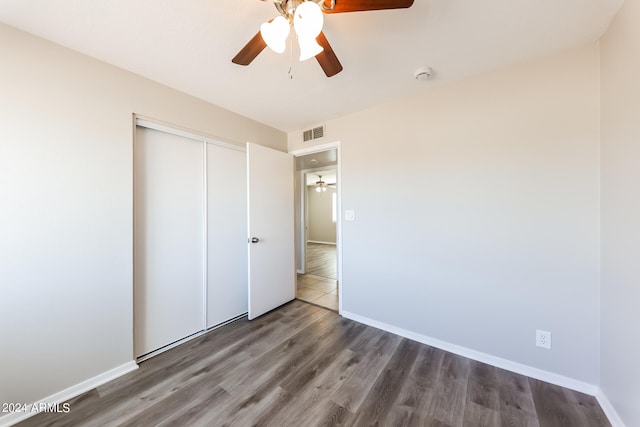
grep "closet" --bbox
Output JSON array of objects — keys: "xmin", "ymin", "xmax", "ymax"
[{"xmin": 133, "ymin": 121, "xmax": 247, "ymax": 359}]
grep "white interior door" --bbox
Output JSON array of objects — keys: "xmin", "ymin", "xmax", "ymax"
[
  {"xmin": 247, "ymin": 143, "xmax": 295, "ymax": 320},
  {"xmin": 207, "ymin": 143, "xmax": 248, "ymax": 327},
  {"xmin": 134, "ymin": 127, "xmax": 205, "ymax": 358}
]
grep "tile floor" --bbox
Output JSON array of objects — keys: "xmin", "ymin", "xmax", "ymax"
[{"xmin": 296, "ymin": 274, "xmax": 338, "ymax": 311}]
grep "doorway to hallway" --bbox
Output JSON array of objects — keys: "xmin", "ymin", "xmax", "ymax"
[
  {"xmin": 292, "ymin": 145, "xmax": 341, "ymax": 312},
  {"xmin": 297, "ymin": 242, "xmax": 338, "ymax": 310}
]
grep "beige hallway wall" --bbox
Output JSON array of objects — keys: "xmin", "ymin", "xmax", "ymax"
[{"xmin": 307, "ymin": 185, "xmax": 337, "ymax": 244}]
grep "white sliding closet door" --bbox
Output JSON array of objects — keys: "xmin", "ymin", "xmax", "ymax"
[
  {"xmin": 206, "ymin": 144, "xmax": 248, "ymax": 327},
  {"xmin": 134, "ymin": 127, "xmax": 205, "ymax": 358}
]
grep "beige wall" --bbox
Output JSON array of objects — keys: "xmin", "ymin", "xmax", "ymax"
[
  {"xmin": 306, "ymin": 185, "xmax": 337, "ymax": 244},
  {"xmin": 290, "ymin": 44, "xmax": 601, "ymax": 385},
  {"xmin": 0, "ymin": 22, "xmax": 285, "ymax": 415},
  {"xmin": 600, "ymin": 0, "xmax": 640, "ymax": 425}
]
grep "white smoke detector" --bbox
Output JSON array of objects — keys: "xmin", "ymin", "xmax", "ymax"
[{"xmin": 414, "ymin": 67, "xmax": 433, "ymax": 81}]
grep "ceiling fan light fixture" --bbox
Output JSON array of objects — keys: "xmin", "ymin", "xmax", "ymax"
[
  {"xmin": 293, "ymin": 1, "xmax": 324, "ymax": 39},
  {"xmin": 233, "ymin": 0, "xmax": 415, "ymax": 77},
  {"xmin": 260, "ymin": 16, "xmax": 291, "ymax": 54},
  {"xmin": 314, "ymin": 175, "xmax": 329, "ymax": 192},
  {"xmin": 293, "ymin": 1, "xmax": 324, "ymax": 61},
  {"xmin": 298, "ymin": 36, "xmax": 324, "ymax": 61}
]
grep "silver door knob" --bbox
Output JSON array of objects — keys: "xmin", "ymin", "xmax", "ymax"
[{"xmin": 250, "ymin": 237, "xmax": 260, "ymax": 243}]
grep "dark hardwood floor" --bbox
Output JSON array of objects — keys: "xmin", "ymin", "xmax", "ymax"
[
  {"xmin": 17, "ymin": 301, "xmax": 610, "ymax": 427},
  {"xmin": 305, "ymin": 242, "xmax": 336, "ymax": 279}
]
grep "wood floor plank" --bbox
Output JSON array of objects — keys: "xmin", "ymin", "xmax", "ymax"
[
  {"xmin": 155, "ymin": 386, "xmax": 231, "ymax": 426},
  {"xmin": 221, "ymin": 386, "xmax": 292, "ymax": 427},
  {"xmin": 529, "ymin": 378, "xmax": 584, "ymax": 427},
  {"xmin": 495, "ymin": 368, "xmax": 539, "ymax": 427},
  {"xmin": 466, "ymin": 361, "xmax": 501, "ymax": 412},
  {"xmin": 425, "ymin": 351, "xmax": 470, "ymax": 427},
  {"xmin": 251, "ymin": 320, "xmax": 365, "ymax": 426},
  {"xmin": 562, "ymin": 388, "xmax": 612, "ymax": 427},
  {"xmin": 305, "ymin": 242, "xmax": 336, "ymax": 279},
  {"xmin": 118, "ymin": 384, "xmax": 229, "ymax": 427},
  {"xmin": 218, "ymin": 310, "xmax": 338, "ymax": 395},
  {"xmin": 15, "ymin": 301, "xmax": 613, "ymax": 427},
  {"xmin": 244, "ymin": 302, "xmax": 333, "ymax": 358},
  {"xmin": 279, "ymin": 319, "xmax": 366, "ymax": 394},
  {"xmin": 310, "ymin": 401, "xmax": 355, "ymax": 427},
  {"xmin": 330, "ymin": 330, "xmax": 402, "ymax": 413},
  {"xmin": 463, "ymin": 401, "xmax": 501, "ymax": 427},
  {"xmin": 212, "ymin": 315, "xmax": 363, "ymax": 424},
  {"xmin": 262, "ymin": 348, "xmax": 361, "ymax": 426},
  {"xmin": 423, "ymin": 417, "xmax": 456, "ymax": 427},
  {"xmin": 351, "ymin": 338, "xmax": 421, "ymax": 426},
  {"xmin": 389, "ymin": 345, "xmax": 446, "ymax": 426}
]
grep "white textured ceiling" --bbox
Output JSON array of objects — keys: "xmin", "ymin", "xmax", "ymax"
[{"xmin": 0, "ymin": 0, "xmax": 623, "ymax": 132}]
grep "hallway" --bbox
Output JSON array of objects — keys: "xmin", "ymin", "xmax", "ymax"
[{"xmin": 296, "ymin": 243, "xmax": 338, "ymax": 311}]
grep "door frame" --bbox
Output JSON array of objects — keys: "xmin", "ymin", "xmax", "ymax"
[{"xmin": 290, "ymin": 141, "xmax": 343, "ymax": 314}]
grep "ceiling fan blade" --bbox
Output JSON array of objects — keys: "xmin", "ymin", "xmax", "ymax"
[
  {"xmin": 315, "ymin": 32, "xmax": 343, "ymax": 77},
  {"xmin": 322, "ymin": 0, "xmax": 414, "ymax": 13},
  {"xmin": 232, "ymin": 31, "xmax": 267, "ymax": 66}
]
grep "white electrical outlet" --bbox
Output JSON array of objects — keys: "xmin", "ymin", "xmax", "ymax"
[{"xmin": 536, "ymin": 330, "xmax": 552, "ymax": 349}]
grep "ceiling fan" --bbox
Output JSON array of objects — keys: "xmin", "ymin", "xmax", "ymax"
[
  {"xmin": 314, "ymin": 175, "xmax": 336, "ymax": 192},
  {"xmin": 232, "ymin": 0, "xmax": 415, "ymax": 77}
]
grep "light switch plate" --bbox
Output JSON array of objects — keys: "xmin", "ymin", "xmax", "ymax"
[{"xmin": 344, "ymin": 210, "xmax": 355, "ymax": 221}]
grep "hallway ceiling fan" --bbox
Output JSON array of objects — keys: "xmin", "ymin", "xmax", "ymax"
[
  {"xmin": 314, "ymin": 175, "xmax": 336, "ymax": 192},
  {"xmin": 232, "ymin": 0, "xmax": 415, "ymax": 77}
]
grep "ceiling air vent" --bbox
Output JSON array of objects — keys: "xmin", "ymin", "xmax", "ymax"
[{"xmin": 303, "ymin": 124, "xmax": 325, "ymax": 142}]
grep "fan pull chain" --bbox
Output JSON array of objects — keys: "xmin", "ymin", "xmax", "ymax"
[{"xmin": 288, "ymin": 36, "xmax": 294, "ymax": 80}]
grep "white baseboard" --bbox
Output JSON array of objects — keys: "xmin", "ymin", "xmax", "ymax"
[
  {"xmin": 306, "ymin": 240, "xmax": 336, "ymax": 245},
  {"xmin": 595, "ymin": 388, "xmax": 626, "ymax": 427},
  {"xmin": 341, "ymin": 310, "xmax": 598, "ymax": 396},
  {"xmin": 0, "ymin": 361, "xmax": 138, "ymax": 427}
]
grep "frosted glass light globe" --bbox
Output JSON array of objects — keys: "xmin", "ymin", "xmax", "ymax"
[
  {"xmin": 298, "ymin": 36, "xmax": 323, "ymax": 61},
  {"xmin": 260, "ymin": 16, "xmax": 290, "ymax": 54},
  {"xmin": 293, "ymin": 1, "xmax": 323, "ymax": 39}
]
